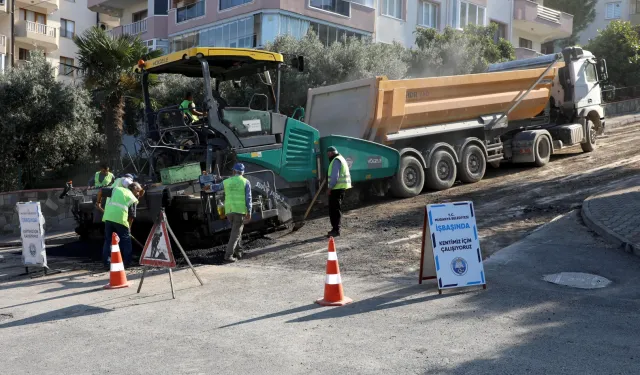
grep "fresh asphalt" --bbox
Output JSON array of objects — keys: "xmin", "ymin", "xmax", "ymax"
[{"xmin": 0, "ymin": 211, "xmax": 639, "ymax": 374}]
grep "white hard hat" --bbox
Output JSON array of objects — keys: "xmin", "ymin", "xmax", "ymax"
[{"xmin": 122, "ymin": 177, "xmax": 133, "ymax": 188}]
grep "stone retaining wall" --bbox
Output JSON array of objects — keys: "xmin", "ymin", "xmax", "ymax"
[
  {"xmin": 0, "ymin": 188, "xmax": 78, "ymax": 236},
  {"xmin": 604, "ymin": 98, "xmax": 640, "ymax": 118}
]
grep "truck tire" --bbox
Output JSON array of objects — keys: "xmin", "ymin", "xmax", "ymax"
[
  {"xmin": 458, "ymin": 144, "xmax": 486, "ymax": 183},
  {"xmin": 426, "ymin": 150, "xmax": 457, "ymax": 191},
  {"xmin": 581, "ymin": 120, "xmax": 597, "ymax": 153},
  {"xmin": 390, "ymin": 156, "xmax": 425, "ymax": 198},
  {"xmin": 534, "ymin": 135, "xmax": 551, "ymax": 167}
]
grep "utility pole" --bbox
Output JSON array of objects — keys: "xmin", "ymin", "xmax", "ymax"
[{"xmin": 10, "ymin": 0, "xmax": 15, "ymax": 67}]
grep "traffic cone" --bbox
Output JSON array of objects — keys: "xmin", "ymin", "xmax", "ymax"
[
  {"xmin": 316, "ymin": 237, "xmax": 352, "ymax": 306},
  {"xmin": 104, "ymin": 233, "xmax": 129, "ymax": 289}
]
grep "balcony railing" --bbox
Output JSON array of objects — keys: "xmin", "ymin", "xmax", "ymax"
[
  {"xmin": 26, "ymin": 21, "xmax": 57, "ymax": 38},
  {"xmin": 122, "ymin": 19, "xmax": 147, "ymax": 35},
  {"xmin": 537, "ymin": 5, "xmax": 561, "ymax": 24},
  {"xmin": 176, "ymin": 0, "xmax": 205, "ymax": 23}
]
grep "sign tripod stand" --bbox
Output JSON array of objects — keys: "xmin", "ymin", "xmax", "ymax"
[{"xmin": 137, "ymin": 209, "xmax": 203, "ymax": 298}]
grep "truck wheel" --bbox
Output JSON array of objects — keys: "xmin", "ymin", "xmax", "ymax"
[
  {"xmin": 458, "ymin": 144, "xmax": 486, "ymax": 183},
  {"xmin": 390, "ymin": 156, "xmax": 425, "ymax": 198},
  {"xmin": 534, "ymin": 135, "xmax": 551, "ymax": 167},
  {"xmin": 581, "ymin": 120, "xmax": 597, "ymax": 153},
  {"xmin": 426, "ymin": 150, "xmax": 457, "ymax": 191}
]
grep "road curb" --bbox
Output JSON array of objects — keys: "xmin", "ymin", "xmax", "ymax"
[
  {"xmin": 606, "ymin": 114, "xmax": 640, "ymax": 131},
  {"xmin": 581, "ymin": 195, "xmax": 640, "ymax": 256}
]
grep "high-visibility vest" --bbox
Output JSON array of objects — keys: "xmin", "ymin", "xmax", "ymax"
[
  {"xmin": 180, "ymin": 100, "xmax": 199, "ymax": 122},
  {"xmin": 95, "ymin": 171, "xmax": 114, "ymax": 187},
  {"xmin": 102, "ymin": 187, "xmax": 138, "ymax": 228},
  {"xmin": 112, "ymin": 178, "xmax": 125, "ymax": 188},
  {"xmin": 328, "ymin": 154, "xmax": 352, "ymax": 190},
  {"xmin": 223, "ymin": 176, "xmax": 249, "ymax": 215}
]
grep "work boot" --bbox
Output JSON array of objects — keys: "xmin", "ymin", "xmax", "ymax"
[
  {"xmin": 224, "ymin": 256, "xmax": 238, "ymax": 263},
  {"xmin": 327, "ymin": 230, "xmax": 340, "ymax": 238}
]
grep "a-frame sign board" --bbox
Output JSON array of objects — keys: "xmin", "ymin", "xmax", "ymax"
[
  {"xmin": 419, "ymin": 202, "xmax": 487, "ymax": 295},
  {"xmin": 137, "ymin": 209, "xmax": 203, "ymax": 298}
]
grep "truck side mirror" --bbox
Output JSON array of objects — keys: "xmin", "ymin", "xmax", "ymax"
[{"xmin": 597, "ymin": 59, "xmax": 608, "ymax": 82}]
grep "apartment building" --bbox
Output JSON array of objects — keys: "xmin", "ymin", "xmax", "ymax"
[
  {"xmin": 578, "ymin": 0, "xmax": 640, "ymax": 45},
  {"xmin": 87, "ymin": 0, "xmax": 376, "ymax": 54},
  {"xmin": 373, "ymin": 0, "xmax": 572, "ymax": 58},
  {"xmin": 0, "ymin": 0, "xmax": 101, "ymax": 80}
]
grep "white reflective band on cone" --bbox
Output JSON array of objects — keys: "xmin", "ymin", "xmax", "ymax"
[
  {"xmin": 110, "ymin": 262, "xmax": 125, "ymax": 272},
  {"xmin": 327, "ymin": 252, "xmax": 338, "ymax": 261},
  {"xmin": 111, "ymin": 245, "xmax": 120, "ymax": 253},
  {"xmin": 325, "ymin": 274, "xmax": 342, "ymax": 285}
]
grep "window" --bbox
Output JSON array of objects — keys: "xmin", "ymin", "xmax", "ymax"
[
  {"xmin": 519, "ymin": 38, "xmax": 533, "ymax": 49},
  {"xmin": 605, "ymin": 2, "xmax": 622, "ymax": 19},
  {"xmin": 220, "ymin": 0, "xmax": 252, "ymax": 10},
  {"xmin": 18, "ymin": 48, "xmax": 30, "ymax": 61},
  {"xmin": 585, "ymin": 63, "xmax": 598, "ymax": 83},
  {"xmin": 170, "ymin": 16, "xmax": 255, "ymax": 52},
  {"xmin": 492, "ymin": 21, "xmax": 507, "ymax": 43},
  {"xmin": 60, "ymin": 19, "xmax": 75, "ymax": 38},
  {"xmin": 453, "ymin": 1, "xmax": 485, "ymax": 28},
  {"xmin": 308, "ymin": 21, "xmax": 365, "ymax": 45},
  {"xmin": 309, "ymin": 0, "xmax": 350, "ymax": 17},
  {"xmin": 132, "ymin": 10, "xmax": 148, "ymax": 23},
  {"xmin": 59, "ymin": 57, "xmax": 74, "ymax": 76},
  {"xmin": 381, "ymin": 0, "xmax": 402, "ymax": 19},
  {"xmin": 418, "ymin": 1, "xmax": 438, "ymax": 28},
  {"xmin": 176, "ymin": 0, "xmax": 205, "ymax": 23},
  {"xmin": 635, "ymin": 0, "xmax": 640, "ymax": 14},
  {"xmin": 155, "ymin": 0, "xmax": 169, "ymax": 15},
  {"xmin": 19, "ymin": 9, "xmax": 46, "ymax": 24}
]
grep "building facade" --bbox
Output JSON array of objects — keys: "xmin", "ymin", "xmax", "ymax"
[
  {"xmin": 578, "ymin": 0, "xmax": 640, "ymax": 46},
  {"xmin": 85, "ymin": 1, "xmax": 572, "ymax": 59},
  {"xmin": 0, "ymin": 0, "xmax": 101, "ymax": 81}
]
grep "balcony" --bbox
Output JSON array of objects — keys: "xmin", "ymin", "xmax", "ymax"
[
  {"xmin": 15, "ymin": 20, "xmax": 58, "ymax": 52},
  {"xmin": 513, "ymin": 0, "xmax": 573, "ymax": 42},
  {"xmin": 88, "ymin": 0, "xmax": 143, "ymax": 18},
  {"xmin": 0, "ymin": 34, "xmax": 6, "ymax": 55},
  {"xmin": 107, "ymin": 16, "xmax": 168, "ymax": 41},
  {"xmin": 16, "ymin": 0, "xmax": 58, "ymax": 13}
]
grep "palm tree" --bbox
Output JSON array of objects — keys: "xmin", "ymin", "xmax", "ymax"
[{"xmin": 74, "ymin": 27, "xmax": 162, "ymax": 166}]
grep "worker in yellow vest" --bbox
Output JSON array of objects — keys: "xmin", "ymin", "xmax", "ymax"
[
  {"xmin": 94, "ymin": 164, "xmax": 114, "ymax": 188},
  {"xmin": 180, "ymin": 92, "xmax": 207, "ymax": 124},
  {"xmin": 204, "ymin": 163, "xmax": 252, "ymax": 262},
  {"xmin": 96, "ymin": 182, "xmax": 144, "ymax": 268},
  {"xmin": 326, "ymin": 146, "xmax": 352, "ymax": 237}
]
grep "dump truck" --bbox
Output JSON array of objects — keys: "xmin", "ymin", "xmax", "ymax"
[
  {"xmin": 305, "ymin": 47, "xmax": 608, "ymax": 197},
  {"xmin": 67, "ymin": 46, "xmax": 608, "ymax": 247}
]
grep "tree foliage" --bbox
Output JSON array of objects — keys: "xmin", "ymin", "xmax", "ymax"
[
  {"xmin": 586, "ymin": 20, "xmax": 640, "ymax": 87},
  {"xmin": 74, "ymin": 27, "xmax": 162, "ymax": 164},
  {"xmin": 0, "ymin": 51, "xmax": 98, "ymax": 190},
  {"xmin": 544, "ymin": 0, "xmax": 597, "ymax": 45},
  {"xmin": 410, "ymin": 24, "xmax": 514, "ymax": 77}
]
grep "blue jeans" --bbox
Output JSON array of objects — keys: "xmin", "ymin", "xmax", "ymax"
[{"xmin": 103, "ymin": 221, "xmax": 133, "ymax": 266}]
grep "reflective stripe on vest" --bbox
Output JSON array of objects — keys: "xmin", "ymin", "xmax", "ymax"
[
  {"xmin": 102, "ymin": 187, "xmax": 138, "ymax": 228},
  {"xmin": 180, "ymin": 100, "xmax": 199, "ymax": 122},
  {"xmin": 223, "ymin": 176, "xmax": 249, "ymax": 215},
  {"xmin": 328, "ymin": 154, "xmax": 352, "ymax": 190},
  {"xmin": 95, "ymin": 172, "xmax": 114, "ymax": 187}
]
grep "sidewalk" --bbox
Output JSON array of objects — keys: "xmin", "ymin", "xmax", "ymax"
[
  {"xmin": 607, "ymin": 112, "xmax": 640, "ymax": 130},
  {"xmin": 582, "ymin": 176, "xmax": 640, "ymax": 256}
]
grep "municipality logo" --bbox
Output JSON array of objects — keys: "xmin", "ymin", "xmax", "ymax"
[
  {"xmin": 451, "ymin": 257, "xmax": 468, "ymax": 276},
  {"xmin": 29, "ymin": 243, "xmax": 36, "ymax": 257}
]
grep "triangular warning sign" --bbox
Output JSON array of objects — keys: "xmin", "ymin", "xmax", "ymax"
[{"xmin": 140, "ymin": 214, "xmax": 176, "ymax": 268}]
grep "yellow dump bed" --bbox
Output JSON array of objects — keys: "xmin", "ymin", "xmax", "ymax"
[{"xmin": 305, "ymin": 65, "xmax": 562, "ymax": 144}]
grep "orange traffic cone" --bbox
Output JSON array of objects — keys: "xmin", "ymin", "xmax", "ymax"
[
  {"xmin": 104, "ymin": 233, "xmax": 129, "ymax": 289},
  {"xmin": 316, "ymin": 237, "xmax": 352, "ymax": 306}
]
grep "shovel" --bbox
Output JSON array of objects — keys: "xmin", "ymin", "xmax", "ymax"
[{"xmin": 291, "ymin": 179, "xmax": 326, "ymax": 232}]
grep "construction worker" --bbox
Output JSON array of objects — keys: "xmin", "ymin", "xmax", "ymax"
[
  {"xmin": 180, "ymin": 91, "xmax": 206, "ymax": 124},
  {"xmin": 96, "ymin": 182, "xmax": 144, "ymax": 268},
  {"xmin": 326, "ymin": 146, "xmax": 352, "ymax": 237},
  {"xmin": 204, "ymin": 163, "xmax": 252, "ymax": 262},
  {"xmin": 93, "ymin": 164, "xmax": 114, "ymax": 188}
]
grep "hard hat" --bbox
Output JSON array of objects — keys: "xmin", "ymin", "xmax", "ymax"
[
  {"xmin": 233, "ymin": 163, "xmax": 245, "ymax": 172},
  {"xmin": 326, "ymin": 146, "xmax": 338, "ymax": 153},
  {"xmin": 124, "ymin": 173, "xmax": 134, "ymax": 179}
]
